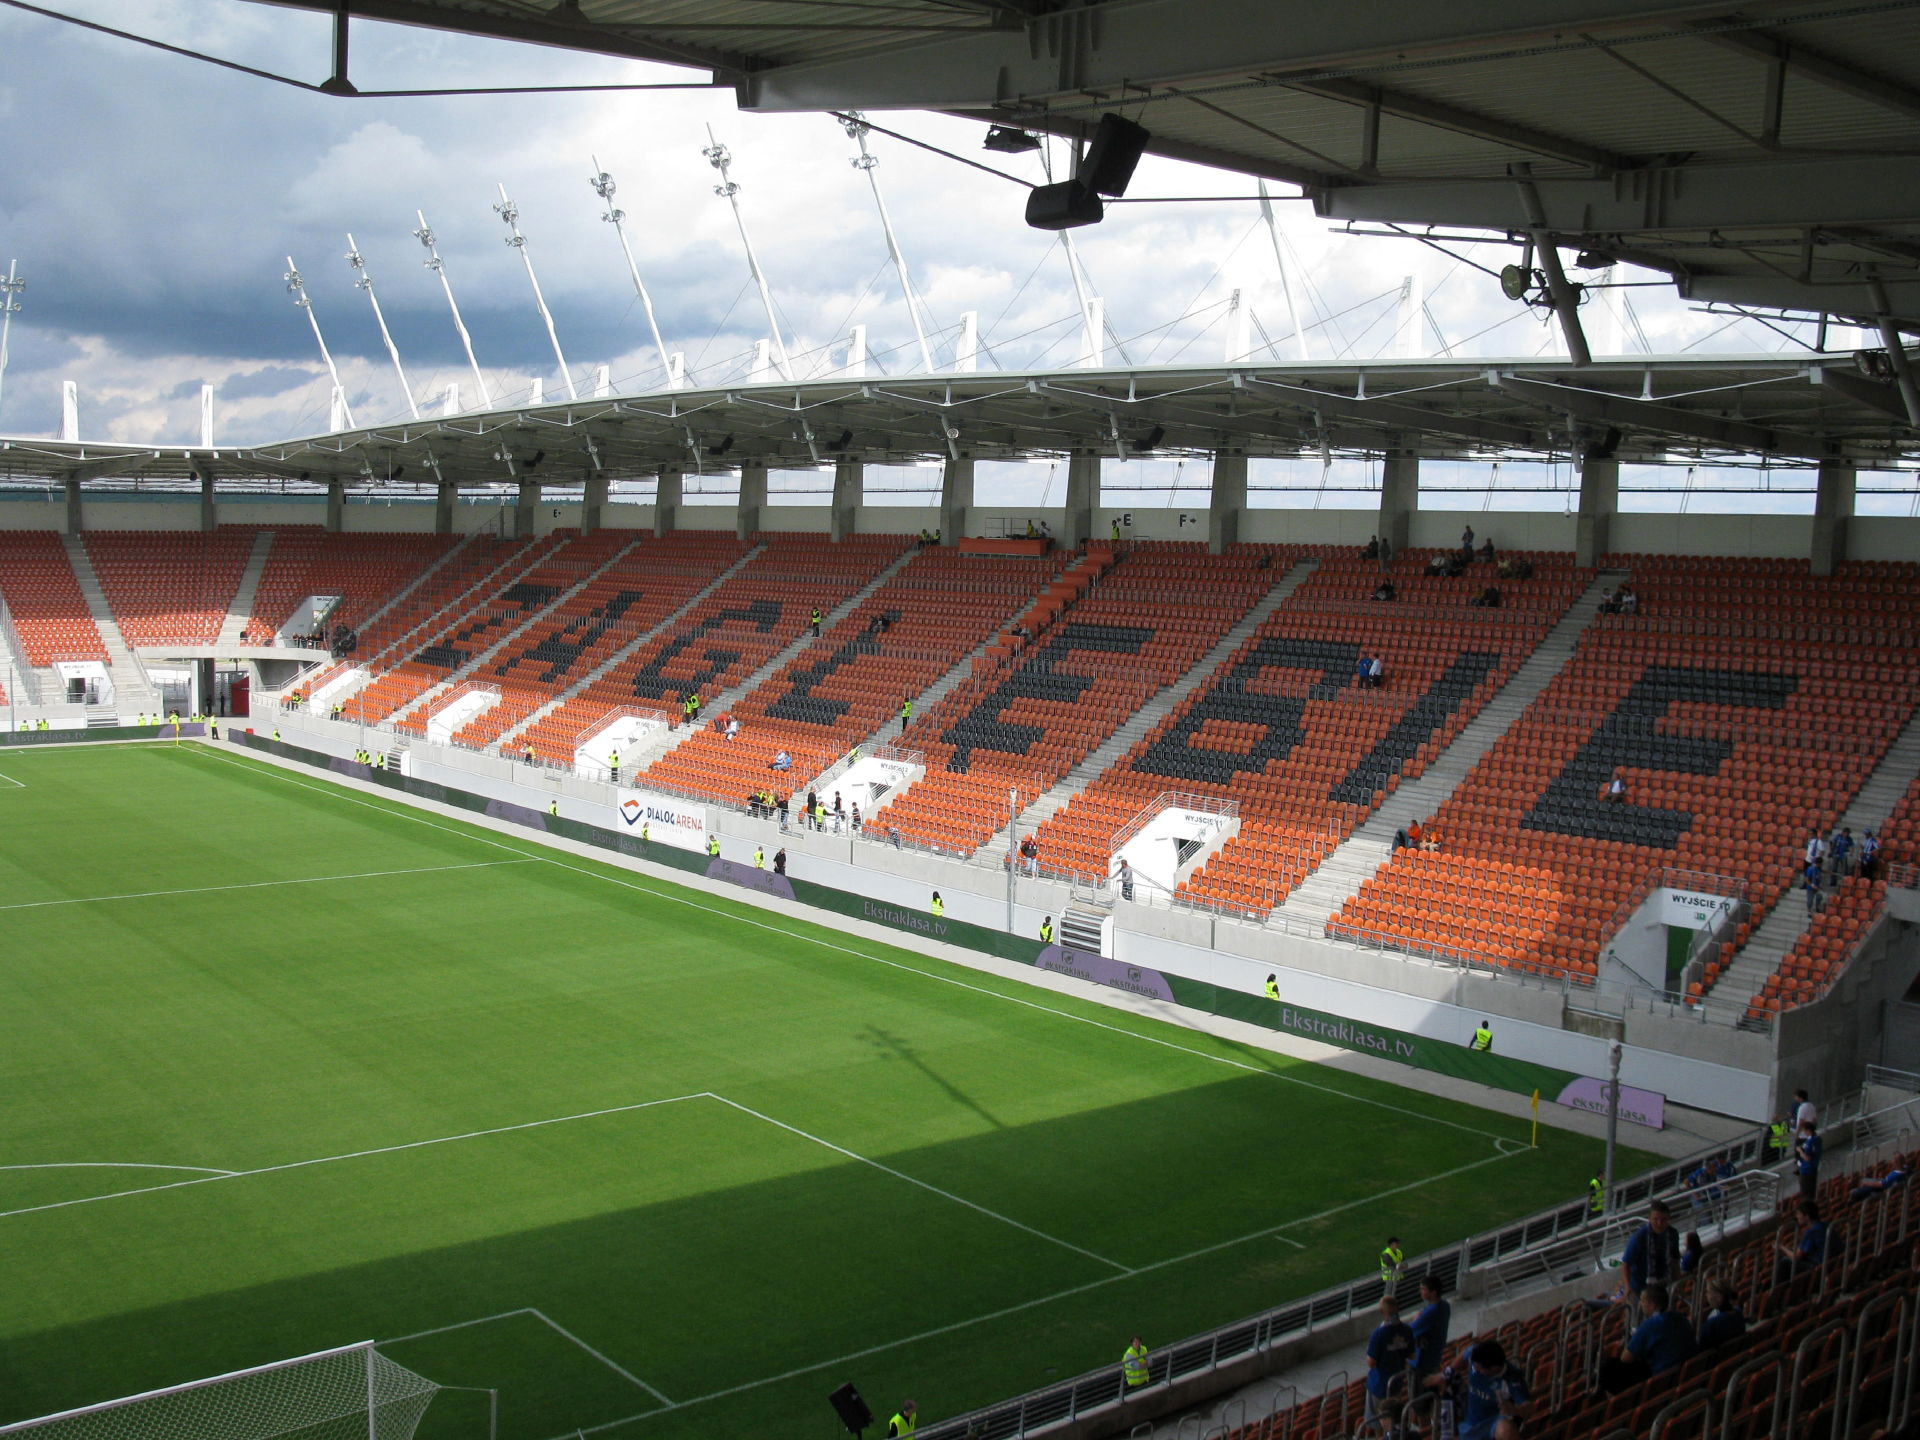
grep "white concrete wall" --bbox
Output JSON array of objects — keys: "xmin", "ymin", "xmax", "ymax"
[{"xmin": 0, "ymin": 495, "xmax": 68, "ymax": 529}]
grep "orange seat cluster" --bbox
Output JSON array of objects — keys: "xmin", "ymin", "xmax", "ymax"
[
  {"xmin": 639, "ymin": 546, "xmax": 1062, "ymax": 807},
  {"xmin": 1330, "ymin": 556, "xmax": 1920, "ymax": 996},
  {"xmin": 1029, "ymin": 549, "xmax": 1584, "ymax": 911},
  {"xmin": 495, "ymin": 533, "xmax": 752, "ymax": 759},
  {"xmin": 869, "ymin": 542, "xmax": 1289, "ymax": 855},
  {"xmin": 526, "ymin": 534, "xmax": 908, "ymax": 765},
  {"xmin": 248, "ymin": 528, "xmax": 458, "ymax": 640},
  {"xmin": 0, "ymin": 531, "xmax": 107, "ymax": 664},
  {"xmin": 83, "ymin": 529, "xmax": 259, "ymax": 648}
]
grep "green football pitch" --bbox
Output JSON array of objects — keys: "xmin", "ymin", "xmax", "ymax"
[{"xmin": 0, "ymin": 741, "xmax": 1657, "ymax": 1439}]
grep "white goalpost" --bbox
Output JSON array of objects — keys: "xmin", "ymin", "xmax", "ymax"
[{"xmin": 0, "ymin": 1341, "xmax": 467, "ymax": 1440}]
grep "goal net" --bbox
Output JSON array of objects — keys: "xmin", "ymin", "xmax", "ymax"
[{"xmin": 0, "ymin": 1342, "xmax": 443, "ymax": 1440}]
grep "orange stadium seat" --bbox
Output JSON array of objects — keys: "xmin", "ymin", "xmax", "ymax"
[{"xmin": 0, "ymin": 532, "xmax": 107, "ymax": 665}]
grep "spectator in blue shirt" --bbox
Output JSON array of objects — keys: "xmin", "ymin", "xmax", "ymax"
[
  {"xmin": 1410, "ymin": 1273, "xmax": 1452, "ymax": 1384},
  {"xmin": 1602, "ymin": 1283, "xmax": 1696, "ymax": 1392},
  {"xmin": 1795, "ymin": 1120, "xmax": 1824, "ymax": 1204},
  {"xmin": 1851, "ymin": 1166, "xmax": 1909, "ymax": 1202},
  {"xmin": 1620, "ymin": 1199, "xmax": 1682, "ymax": 1299},
  {"xmin": 1680, "ymin": 1231, "xmax": 1704, "ymax": 1275},
  {"xmin": 1774, "ymin": 1199, "xmax": 1829, "ymax": 1284},
  {"xmin": 1458, "ymin": 1339, "xmax": 1530, "ymax": 1440},
  {"xmin": 1364, "ymin": 1294, "xmax": 1416, "ymax": 1419},
  {"xmin": 1696, "ymin": 1277, "xmax": 1747, "ymax": 1353}
]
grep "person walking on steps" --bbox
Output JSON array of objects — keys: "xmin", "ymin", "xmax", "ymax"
[
  {"xmin": 811, "ymin": 606, "xmax": 823, "ymax": 637},
  {"xmin": 900, "ymin": 695, "xmax": 913, "ymax": 734}
]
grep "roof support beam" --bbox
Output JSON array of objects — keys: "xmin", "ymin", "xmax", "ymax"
[
  {"xmin": 1285, "ymin": 76, "xmax": 1628, "ymax": 172},
  {"xmin": 1237, "ymin": 375, "xmax": 1540, "ymax": 449},
  {"xmin": 1487, "ymin": 371, "xmax": 1827, "ymax": 459},
  {"xmin": 1814, "ymin": 365, "xmax": 1913, "ymax": 424},
  {"xmin": 1693, "ymin": 22, "xmax": 1920, "ymax": 123}
]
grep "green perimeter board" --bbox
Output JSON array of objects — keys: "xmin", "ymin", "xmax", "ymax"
[{"xmin": 0, "ymin": 744, "xmax": 1658, "ymax": 1440}]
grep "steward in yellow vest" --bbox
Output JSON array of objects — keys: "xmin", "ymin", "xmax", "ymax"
[
  {"xmin": 1122, "ymin": 1337, "xmax": 1149, "ymax": 1392},
  {"xmin": 1470, "ymin": 1022, "xmax": 1493, "ymax": 1052}
]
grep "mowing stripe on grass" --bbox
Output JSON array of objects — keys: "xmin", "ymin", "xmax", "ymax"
[
  {"xmin": 0, "ymin": 858, "xmax": 535, "ymax": 914},
  {"xmin": 183, "ymin": 746, "xmax": 1516, "ymax": 1145},
  {"xmin": 707, "ymin": 1095, "xmax": 1132, "ymax": 1275},
  {"xmin": 0, "ymin": 1091, "xmax": 713, "ymax": 1221},
  {"xmin": 555, "ymin": 1146, "xmax": 1520, "ymax": 1435}
]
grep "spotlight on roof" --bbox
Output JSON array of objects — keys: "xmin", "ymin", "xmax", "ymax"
[
  {"xmin": 524, "ymin": 450, "xmax": 545, "ymax": 469},
  {"xmin": 1130, "ymin": 424, "xmax": 1167, "ymax": 454},
  {"xmin": 1026, "ymin": 180, "xmax": 1103, "ymax": 232},
  {"xmin": 707, "ymin": 434, "xmax": 736, "ymax": 457},
  {"xmin": 984, "ymin": 126, "xmax": 1042, "ymax": 154},
  {"xmin": 825, "ymin": 428, "xmax": 855, "ymax": 453},
  {"xmin": 1575, "ymin": 251, "xmax": 1618, "ymax": 270}
]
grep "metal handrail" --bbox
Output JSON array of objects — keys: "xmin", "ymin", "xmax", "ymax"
[{"xmin": 1108, "ymin": 791, "xmax": 1239, "ymax": 855}]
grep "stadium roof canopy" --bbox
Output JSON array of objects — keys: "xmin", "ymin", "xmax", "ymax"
[
  {"xmin": 250, "ymin": 0, "xmax": 1920, "ymax": 333},
  {"xmin": 1, "ymin": 354, "xmax": 1911, "ymax": 493}
]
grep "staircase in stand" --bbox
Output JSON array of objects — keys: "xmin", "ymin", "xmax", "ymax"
[
  {"xmin": 218, "ymin": 532, "xmax": 277, "ymax": 647},
  {"xmin": 1275, "ymin": 575, "xmax": 1615, "ymax": 928},
  {"xmin": 636, "ymin": 546, "xmax": 920, "ymax": 769},
  {"xmin": 494, "ymin": 544, "xmax": 768, "ymax": 752},
  {"xmin": 1700, "ymin": 702, "xmax": 1920, "ymax": 1022},
  {"xmin": 59, "ymin": 535, "xmax": 160, "ymax": 714},
  {"xmin": 969, "ymin": 559, "xmax": 1319, "ymax": 867}
]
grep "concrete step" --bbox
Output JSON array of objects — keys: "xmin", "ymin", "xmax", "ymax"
[
  {"xmin": 1701, "ymin": 697, "xmax": 1920, "ymax": 1021},
  {"xmin": 975, "ymin": 557, "xmax": 1321, "ymax": 858},
  {"xmin": 387, "ymin": 537, "xmax": 644, "ymax": 728},
  {"xmin": 60, "ymin": 534, "xmax": 160, "ymax": 713},
  {"xmin": 495, "ymin": 543, "xmax": 768, "ymax": 751},
  {"xmin": 1276, "ymin": 575, "xmax": 1614, "ymax": 927},
  {"xmin": 218, "ymin": 531, "xmax": 277, "ymax": 647},
  {"xmin": 636, "ymin": 545, "xmax": 918, "ymax": 771}
]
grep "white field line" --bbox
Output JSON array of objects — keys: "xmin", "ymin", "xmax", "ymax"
[
  {"xmin": 706, "ymin": 1094, "xmax": 1132, "ymax": 1275},
  {"xmin": 0, "ymin": 1092, "xmax": 711, "ymax": 1222},
  {"xmin": 553, "ymin": 1147, "xmax": 1523, "ymax": 1435},
  {"xmin": 532, "ymin": 1309, "xmax": 676, "ymax": 1407},
  {"xmin": 0, "ymin": 769, "xmax": 24, "ymax": 788},
  {"xmin": 0, "ymin": 859, "xmax": 535, "ymax": 915},
  {"xmin": 385, "ymin": 1307, "xmax": 535, "ymax": 1346},
  {"xmin": 0, "ymin": 1161, "xmax": 238, "ymax": 1177},
  {"xmin": 184, "ymin": 746, "xmax": 1518, "ymax": 1144}
]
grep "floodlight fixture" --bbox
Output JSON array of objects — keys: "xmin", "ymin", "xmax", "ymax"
[
  {"xmin": 984, "ymin": 126, "xmax": 1042, "ymax": 154},
  {"xmin": 1575, "ymin": 251, "xmax": 1618, "ymax": 270}
]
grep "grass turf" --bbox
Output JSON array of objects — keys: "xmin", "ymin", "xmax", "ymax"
[{"xmin": 0, "ymin": 742, "xmax": 1660, "ymax": 1439}]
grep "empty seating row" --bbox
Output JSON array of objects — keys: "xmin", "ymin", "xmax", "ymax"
[
  {"xmin": 0, "ymin": 532, "xmax": 105, "ymax": 664},
  {"xmin": 247, "ymin": 528, "xmax": 458, "ymax": 639},
  {"xmin": 83, "ymin": 529, "xmax": 257, "ymax": 647}
]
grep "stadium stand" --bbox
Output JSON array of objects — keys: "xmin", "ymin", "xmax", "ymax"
[
  {"xmin": 245, "ymin": 528, "xmax": 460, "ymax": 639},
  {"xmin": 0, "ymin": 531, "xmax": 107, "ymax": 664},
  {"xmin": 521, "ymin": 532, "xmax": 907, "ymax": 766},
  {"xmin": 869, "ymin": 542, "xmax": 1284, "ymax": 855},
  {"xmin": 1232, "ymin": 1146, "xmax": 1920, "ymax": 1440},
  {"xmin": 1028, "ymin": 548, "xmax": 1586, "ymax": 913},
  {"xmin": 637, "ymin": 545, "xmax": 1064, "ymax": 805},
  {"xmin": 82, "ymin": 530, "xmax": 257, "ymax": 647},
  {"xmin": 1328, "ymin": 558, "xmax": 1920, "ymax": 994},
  {"xmin": 466, "ymin": 532, "xmax": 753, "ymax": 755}
]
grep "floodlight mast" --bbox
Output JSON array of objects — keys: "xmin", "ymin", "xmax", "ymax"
[
  {"xmin": 283, "ymin": 257, "xmax": 355, "ymax": 431},
  {"xmin": 493, "ymin": 184, "xmax": 578, "ymax": 402},
  {"xmin": 702, "ymin": 128, "xmax": 795, "ymax": 382},
  {"xmin": 412, "ymin": 211, "xmax": 493, "ymax": 411},
  {"xmin": 1257, "ymin": 182, "xmax": 1311, "ymax": 362},
  {"xmin": 0, "ymin": 260, "xmax": 22, "ymax": 428},
  {"xmin": 344, "ymin": 234, "xmax": 418, "ymax": 420},
  {"xmin": 842, "ymin": 113, "xmax": 934, "ymax": 374},
  {"xmin": 590, "ymin": 159, "xmax": 677, "ymax": 391}
]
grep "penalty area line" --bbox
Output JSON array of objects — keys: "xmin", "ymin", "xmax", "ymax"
[
  {"xmin": 551, "ymin": 1145, "xmax": 1524, "ymax": 1439},
  {"xmin": 383, "ymin": 1308, "xmax": 676, "ymax": 1409}
]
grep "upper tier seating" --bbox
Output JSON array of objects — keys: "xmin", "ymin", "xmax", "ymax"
[
  {"xmin": 869, "ymin": 543, "xmax": 1283, "ymax": 855},
  {"xmin": 83, "ymin": 530, "xmax": 257, "ymax": 648},
  {"xmin": 1029, "ymin": 549, "xmax": 1584, "ymax": 912},
  {"xmin": 1328, "ymin": 558, "xmax": 1920, "ymax": 991},
  {"xmin": 0, "ymin": 532, "xmax": 106, "ymax": 664},
  {"xmin": 463, "ymin": 533, "xmax": 751, "ymax": 755},
  {"xmin": 522, "ymin": 534, "xmax": 908, "ymax": 765},
  {"xmin": 247, "ymin": 528, "xmax": 459, "ymax": 640},
  {"xmin": 638, "ymin": 546, "xmax": 1063, "ymax": 806}
]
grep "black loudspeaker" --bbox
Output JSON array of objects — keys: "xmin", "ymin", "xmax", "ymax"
[
  {"xmin": 1025, "ymin": 179, "xmax": 1104, "ymax": 231},
  {"xmin": 1582, "ymin": 425, "xmax": 1623, "ymax": 461},
  {"xmin": 1079, "ymin": 112, "xmax": 1150, "ymax": 196},
  {"xmin": 828, "ymin": 1383, "xmax": 874, "ymax": 1434}
]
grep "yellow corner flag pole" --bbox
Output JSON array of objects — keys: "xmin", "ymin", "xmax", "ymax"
[{"xmin": 1530, "ymin": 1088, "xmax": 1540, "ymax": 1148}]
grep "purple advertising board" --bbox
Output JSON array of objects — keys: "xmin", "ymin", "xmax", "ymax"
[{"xmin": 1556, "ymin": 1076, "xmax": 1666, "ymax": 1130}]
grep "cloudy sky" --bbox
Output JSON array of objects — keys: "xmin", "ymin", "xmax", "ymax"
[{"xmin": 0, "ymin": 0, "xmax": 1897, "ymax": 513}]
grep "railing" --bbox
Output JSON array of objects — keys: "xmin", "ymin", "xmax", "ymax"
[
  {"xmin": 573, "ymin": 705, "xmax": 670, "ymax": 755},
  {"xmin": 1108, "ymin": 791, "xmax": 1239, "ymax": 856},
  {"xmin": 916, "ymin": 1126, "xmax": 1791, "ymax": 1440},
  {"xmin": 419, "ymin": 682, "xmax": 499, "ymax": 738}
]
